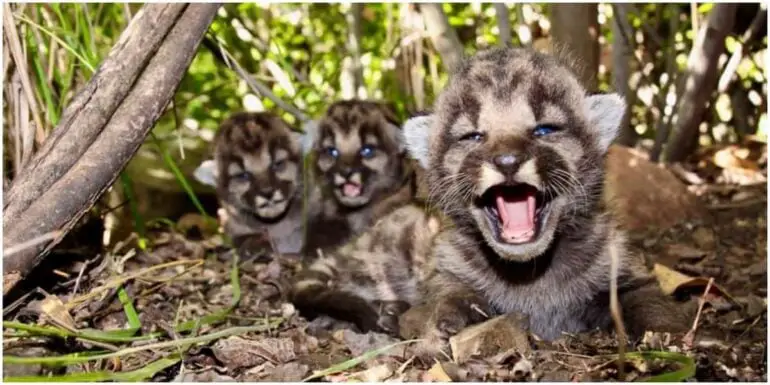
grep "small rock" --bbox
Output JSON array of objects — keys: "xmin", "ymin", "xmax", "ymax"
[
  {"xmin": 340, "ymin": 329, "xmax": 401, "ymax": 357},
  {"xmin": 665, "ymin": 244, "xmax": 707, "ymax": 261},
  {"xmin": 692, "ymin": 227, "xmax": 717, "ymax": 250},
  {"xmin": 253, "ymin": 362, "xmax": 309, "ymax": 382},
  {"xmin": 737, "ymin": 294, "xmax": 766, "ymax": 318},
  {"xmin": 174, "ymin": 369, "xmax": 236, "ymax": 382},
  {"xmin": 212, "ymin": 336, "xmax": 296, "ymax": 370},
  {"xmin": 448, "ymin": 313, "xmax": 531, "ymax": 364}
]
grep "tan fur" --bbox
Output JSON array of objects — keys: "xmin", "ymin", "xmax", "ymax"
[
  {"xmin": 212, "ymin": 111, "xmax": 321, "ymax": 255},
  {"xmin": 401, "ymin": 47, "xmax": 692, "ymax": 359},
  {"xmin": 304, "ymin": 99, "xmax": 415, "ymax": 254},
  {"xmin": 292, "ymin": 202, "xmax": 442, "ymax": 334}
]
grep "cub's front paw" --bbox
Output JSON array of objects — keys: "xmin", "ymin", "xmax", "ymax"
[
  {"xmin": 407, "ymin": 297, "xmax": 492, "ymax": 361},
  {"xmin": 234, "ymin": 233, "xmax": 273, "ymax": 262},
  {"xmin": 373, "ymin": 300, "xmax": 411, "ymax": 337}
]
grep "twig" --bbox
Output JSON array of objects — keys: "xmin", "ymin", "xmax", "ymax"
[
  {"xmin": 683, "ymin": 277, "xmax": 714, "ymax": 348},
  {"xmin": 707, "ymin": 198, "xmax": 766, "ymax": 210},
  {"xmin": 66, "ymin": 259, "xmax": 203, "ymax": 309},
  {"xmin": 3, "ymin": 3, "xmax": 45, "ymax": 146},
  {"xmin": 669, "ymin": 163, "xmax": 705, "ymax": 185},
  {"xmin": 717, "ymin": 5, "xmax": 767, "ymax": 92},
  {"xmin": 75, "ymin": 337, "xmax": 120, "ymax": 352},
  {"xmin": 208, "ymin": 36, "xmax": 309, "ymax": 123},
  {"xmin": 4, "ymin": 230, "xmax": 63, "ymax": 257},
  {"xmin": 3, "ymin": 321, "xmax": 282, "ymax": 365},
  {"xmin": 608, "ymin": 243, "xmax": 627, "ymax": 380}
]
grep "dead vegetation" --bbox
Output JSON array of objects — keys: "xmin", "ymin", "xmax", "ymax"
[{"xmin": 2, "ymin": 145, "xmax": 766, "ymax": 382}]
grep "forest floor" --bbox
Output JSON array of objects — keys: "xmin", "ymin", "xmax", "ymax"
[{"xmin": 3, "ymin": 147, "xmax": 767, "ymax": 382}]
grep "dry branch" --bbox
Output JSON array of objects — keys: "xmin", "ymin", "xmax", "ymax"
[
  {"xmin": 420, "ymin": 3, "xmax": 464, "ymax": 74},
  {"xmin": 2, "ymin": 3, "xmax": 220, "ymax": 296},
  {"xmin": 3, "ymin": 3, "xmax": 187, "ymax": 222},
  {"xmin": 664, "ymin": 4, "xmax": 737, "ymax": 163}
]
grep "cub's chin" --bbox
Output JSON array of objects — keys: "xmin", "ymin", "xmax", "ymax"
[
  {"xmin": 255, "ymin": 200, "xmax": 290, "ymax": 220},
  {"xmin": 471, "ymin": 183, "xmax": 563, "ymax": 262}
]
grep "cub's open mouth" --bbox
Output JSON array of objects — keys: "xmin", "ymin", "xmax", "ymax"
[
  {"xmin": 480, "ymin": 183, "xmax": 551, "ymax": 244},
  {"xmin": 340, "ymin": 182, "xmax": 363, "ymax": 198}
]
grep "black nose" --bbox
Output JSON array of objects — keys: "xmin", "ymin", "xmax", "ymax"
[
  {"xmin": 494, "ymin": 154, "xmax": 520, "ymax": 169},
  {"xmin": 339, "ymin": 167, "xmax": 353, "ymax": 178},
  {"xmin": 258, "ymin": 186, "xmax": 275, "ymax": 198}
]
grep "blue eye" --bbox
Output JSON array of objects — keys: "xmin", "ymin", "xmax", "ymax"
[
  {"xmin": 533, "ymin": 125, "xmax": 558, "ymax": 137},
  {"xmin": 271, "ymin": 159, "xmax": 285, "ymax": 171},
  {"xmin": 325, "ymin": 147, "xmax": 339, "ymax": 158},
  {"xmin": 460, "ymin": 132, "xmax": 485, "ymax": 142},
  {"xmin": 233, "ymin": 172, "xmax": 250, "ymax": 181},
  {"xmin": 359, "ymin": 145, "xmax": 376, "ymax": 159}
]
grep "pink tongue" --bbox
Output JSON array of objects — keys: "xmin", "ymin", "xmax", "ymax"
[
  {"xmin": 495, "ymin": 189, "xmax": 536, "ymax": 243},
  {"xmin": 343, "ymin": 183, "xmax": 362, "ymax": 197}
]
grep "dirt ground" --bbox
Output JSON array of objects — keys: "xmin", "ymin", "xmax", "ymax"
[{"xmin": 2, "ymin": 150, "xmax": 767, "ymax": 382}]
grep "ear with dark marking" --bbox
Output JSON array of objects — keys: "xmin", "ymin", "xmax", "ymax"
[
  {"xmin": 402, "ymin": 115, "xmax": 433, "ymax": 169},
  {"xmin": 300, "ymin": 119, "xmax": 320, "ymax": 155},
  {"xmin": 193, "ymin": 159, "xmax": 219, "ymax": 187},
  {"xmin": 384, "ymin": 122, "xmax": 406, "ymax": 154},
  {"xmin": 585, "ymin": 93, "xmax": 625, "ymax": 152}
]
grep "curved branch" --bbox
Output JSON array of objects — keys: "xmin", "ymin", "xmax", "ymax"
[{"xmin": 3, "ymin": 4, "xmax": 221, "ymax": 295}]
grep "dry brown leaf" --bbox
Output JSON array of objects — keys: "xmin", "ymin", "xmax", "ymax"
[
  {"xmin": 39, "ymin": 294, "xmax": 76, "ymax": 330},
  {"xmin": 652, "ymin": 263, "xmax": 730, "ymax": 299},
  {"xmin": 427, "ymin": 362, "xmax": 453, "ymax": 382}
]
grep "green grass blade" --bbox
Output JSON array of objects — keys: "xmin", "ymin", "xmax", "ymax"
[
  {"xmin": 630, "ymin": 351, "xmax": 697, "ymax": 382},
  {"xmin": 149, "ymin": 133, "xmax": 210, "ymax": 219},
  {"xmin": 3, "ymin": 321, "xmax": 159, "ymax": 343},
  {"xmin": 13, "ymin": 13, "xmax": 95, "ymax": 73},
  {"xmin": 3, "ymin": 322, "xmax": 281, "ymax": 366},
  {"xmin": 302, "ymin": 339, "xmax": 421, "ymax": 382},
  {"xmin": 117, "ymin": 286, "xmax": 141, "ymax": 330},
  {"xmin": 4, "ymin": 354, "xmax": 181, "ymax": 382},
  {"xmin": 118, "ymin": 172, "xmax": 148, "ymax": 249}
]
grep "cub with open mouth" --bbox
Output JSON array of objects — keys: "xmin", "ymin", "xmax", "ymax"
[
  {"xmin": 401, "ymin": 47, "xmax": 692, "ymax": 359},
  {"xmin": 303, "ymin": 99, "xmax": 415, "ymax": 253}
]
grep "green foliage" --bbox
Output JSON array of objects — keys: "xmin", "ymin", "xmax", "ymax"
[{"xmin": 5, "ymin": 2, "xmax": 767, "ymax": 232}]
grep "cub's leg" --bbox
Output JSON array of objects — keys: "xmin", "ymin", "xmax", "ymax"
[
  {"xmin": 373, "ymin": 300, "xmax": 411, "ymax": 337},
  {"xmin": 618, "ymin": 277, "xmax": 694, "ymax": 338},
  {"xmin": 232, "ymin": 232, "xmax": 273, "ymax": 262},
  {"xmin": 405, "ymin": 273, "xmax": 494, "ymax": 360}
]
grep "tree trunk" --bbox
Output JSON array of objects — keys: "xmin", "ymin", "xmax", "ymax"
[
  {"xmin": 2, "ymin": 3, "xmax": 220, "ymax": 296},
  {"xmin": 549, "ymin": 3, "xmax": 600, "ymax": 90},
  {"xmin": 494, "ymin": 3, "xmax": 512, "ymax": 46},
  {"xmin": 664, "ymin": 4, "xmax": 737, "ymax": 163},
  {"xmin": 611, "ymin": 3, "xmax": 637, "ymax": 147},
  {"xmin": 341, "ymin": 3, "xmax": 365, "ymax": 100},
  {"xmin": 420, "ymin": 3, "xmax": 464, "ymax": 74}
]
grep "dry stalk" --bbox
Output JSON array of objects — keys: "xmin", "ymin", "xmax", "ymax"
[{"xmin": 608, "ymin": 243, "xmax": 627, "ymax": 380}]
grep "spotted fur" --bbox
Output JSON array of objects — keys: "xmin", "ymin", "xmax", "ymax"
[
  {"xmin": 291, "ymin": 202, "xmax": 442, "ymax": 335},
  {"xmin": 401, "ymin": 47, "xmax": 692, "ymax": 358},
  {"xmin": 195, "ymin": 111, "xmax": 320, "ymax": 256},
  {"xmin": 302, "ymin": 99, "xmax": 415, "ymax": 253}
]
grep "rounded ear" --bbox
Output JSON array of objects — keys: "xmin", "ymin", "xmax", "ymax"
[
  {"xmin": 402, "ymin": 115, "xmax": 434, "ymax": 169},
  {"xmin": 300, "ymin": 119, "xmax": 320, "ymax": 155},
  {"xmin": 193, "ymin": 159, "xmax": 219, "ymax": 187},
  {"xmin": 584, "ymin": 93, "xmax": 626, "ymax": 153}
]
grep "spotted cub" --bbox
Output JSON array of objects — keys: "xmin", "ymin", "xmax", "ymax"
[
  {"xmin": 302, "ymin": 100, "xmax": 415, "ymax": 253},
  {"xmin": 194, "ymin": 111, "xmax": 319, "ymax": 256},
  {"xmin": 401, "ymin": 47, "xmax": 692, "ymax": 358},
  {"xmin": 291, "ymin": 202, "xmax": 441, "ymax": 335}
]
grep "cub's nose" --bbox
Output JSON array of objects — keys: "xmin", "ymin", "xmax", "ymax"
[{"xmin": 494, "ymin": 154, "xmax": 521, "ymax": 169}]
